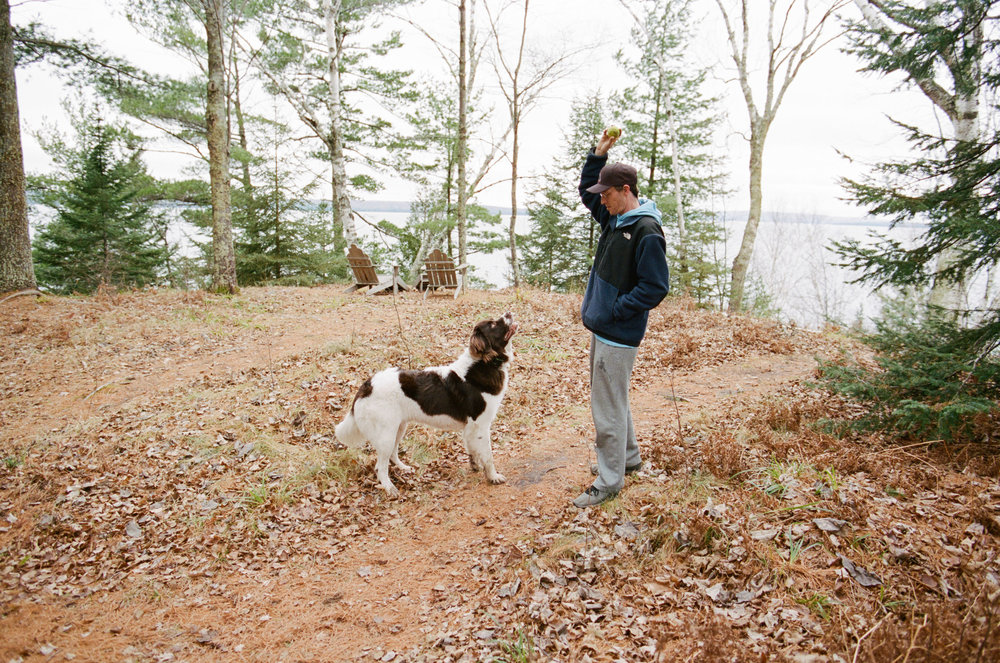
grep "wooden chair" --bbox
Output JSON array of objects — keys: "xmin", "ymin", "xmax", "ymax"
[
  {"xmin": 422, "ymin": 248, "xmax": 467, "ymax": 299},
  {"xmin": 344, "ymin": 244, "xmax": 409, "ymax": 295}
]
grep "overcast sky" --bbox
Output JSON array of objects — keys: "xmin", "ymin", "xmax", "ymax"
[{"xmin": 11, "ymin": 0, "xmax": 935, "ymax": 219}]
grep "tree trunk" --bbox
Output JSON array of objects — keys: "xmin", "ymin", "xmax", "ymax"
[
  {"xmin": 716, "ymin": 0, "xmax": 838, "ymax": 315},
  {"xmin": 728, "ymin": 125, "xmax": 766, "ymax": 314},
  {"xmin": 665, "ymin": 87, "xmax": 686, "ymax": 287},
  {"xmin": 0, "ymin": 0, "xmax": 37, "ymax": 293},
  {"xmin": 508, "ymin": 107, "xmax": 520, "ymax": 289},
  {"xmin": 204, "ymin": 0, "xmax": 236, "ymax": 293},
  {"xmin": 456, "ymin": 0, "xmax": 468, "ymax": 285},
  {"xmin": 928, "ymin": 88, "xmax": 978, "ymax": 312},
  {"xmin": 232, "ymin": 54, "xmax": 253, "ymax": 193},
  {"xmin": 324, "ymin": 0, "xmax": 357, "ymax": 248}
]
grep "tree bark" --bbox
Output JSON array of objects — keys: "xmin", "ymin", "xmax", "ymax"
[
  {"xmin": 716, "ymin": 0, "xmax": 839, "ymax": 313},
  {"xmin": 456, "ymin": 0, "xmax": 468, "ymax": 285},
  {"xmin": 204, "ymin": 0, "xmax": 236, "ymax": 293},
  {"xmin": 0, "ymin": 0, "xmax": 37, "ymax": 293},
  {"xmin": 324, "ymin": 0, "xmax": 357, "ymax": 249},
  {"xmin": 728, "ymin": 128, "xmax": 766, "ymax": 314}
]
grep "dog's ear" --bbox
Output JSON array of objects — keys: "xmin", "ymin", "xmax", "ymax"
[{"xmin": 470, "ymin": 327, "xmax": 496, "ymax": 361}]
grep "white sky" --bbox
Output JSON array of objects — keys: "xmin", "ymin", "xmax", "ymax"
[{"xmin": 11, "ymin": 0, "xmax": 936, "ymax": 219}]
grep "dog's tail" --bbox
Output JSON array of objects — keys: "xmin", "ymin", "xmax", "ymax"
[{"xmin": 335, "ymin": 411, "xmax": 366, "ymax": 449}]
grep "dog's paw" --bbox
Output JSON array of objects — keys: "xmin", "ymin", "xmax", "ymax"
[
  {"xmin": 395, "ymin": 462, "xmax": 414, "ymax": 473},
  {"xmin": 381, "ymin": 484, "xmax": 401, "ymax": 498},
  {"xmin": 487, "ymin": 473, "xmax": 507, "ymax": 485}
]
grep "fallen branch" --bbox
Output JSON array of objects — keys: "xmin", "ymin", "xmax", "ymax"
[
  {"xmin": 0, "ymin": 289, "xmax": 43, "ymax": 305},
  {"xmin": 82, "ymin": 381, "xmax": 117, "ymax": 401},
  {"xmin": 852, "ymin": 614, "xmax": 890, "ymax": 663}
]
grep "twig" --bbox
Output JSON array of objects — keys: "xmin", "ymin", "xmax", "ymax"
[
  {"xmin": 867, "ymin": 440, "xmax": 941, "ymax": 455},
  {"xmin": 852, "ymin": 614, "xmax": 890, "ymax": 663},
  {"xmin": 82, "ymin": 381, "xmax": 117, "ymax": 401},
  {"xmin": 266, "ymin": 338, "xmax": 275, "ymax": 388},
  {"xmin": 900, "ymin": 614, "xmax": 928, "ymax": 663},
  {"xmin": 389, "ymin": 267, "xmax": 415, "ymax": 369},
  {"xmin": 668, "ymin": 371, "xmax": 683, "ymax": 439},
  {"xmin": 0, "ymin": 289, "xmax": 43, "ymax": 305}
]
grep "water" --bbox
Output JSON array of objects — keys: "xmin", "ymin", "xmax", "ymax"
[
  {"xmin": 356, "ymin": 206, "xmax": 929, "ymax": 330},
  {"xmin": 32, "ymin": 199, "xmax": 984, "ymax": 331}
]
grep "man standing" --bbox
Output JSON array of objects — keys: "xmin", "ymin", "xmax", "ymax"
[{"xmin": 573, "ymin": 127, "xmax": 670, "ymax": 508}]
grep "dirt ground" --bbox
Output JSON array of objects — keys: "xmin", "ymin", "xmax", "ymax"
[{"xmin": 1, "ymin": 286, "xmax": 998, "ymax": 662}]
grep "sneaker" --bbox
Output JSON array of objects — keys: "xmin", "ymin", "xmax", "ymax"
[
  {"xmin": 590, "ymin": 462, "xmax": 643, "ymax": 476},
  {"xmin": 572, "ymin": 485, "xmax": 618, "ymax": 508}
]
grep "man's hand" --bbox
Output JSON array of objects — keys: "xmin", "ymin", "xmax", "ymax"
[{"xmin": 594, "ymin": 127, "xmax": 621, "ymax": 156}]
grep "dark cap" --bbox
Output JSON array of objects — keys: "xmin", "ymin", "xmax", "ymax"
[{"xmin": 586, "ymin": 162, "xmax": 638, "ymax": 194}]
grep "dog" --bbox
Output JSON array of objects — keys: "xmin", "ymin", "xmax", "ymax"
[{"xmin": 335, "ymin": 312, "xmax": 518, "ymax": 496}]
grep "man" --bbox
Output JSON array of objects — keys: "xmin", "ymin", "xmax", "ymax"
[{"xmin": 573, "ymin": 127, "xmax": 670, "ymax": 508}]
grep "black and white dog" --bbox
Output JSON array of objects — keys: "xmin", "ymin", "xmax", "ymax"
[{"xmin": 335, "ymin": 312, "xmax": 518, "ymax": 496}]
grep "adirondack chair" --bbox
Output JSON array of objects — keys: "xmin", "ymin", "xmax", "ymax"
[
  {"xmin": 422, "ymin": 248, "xmax": 467, "ymax": 299},
  {"xmin": 344, "ymin": 244, "xmax": 409, "ymax": 295}
]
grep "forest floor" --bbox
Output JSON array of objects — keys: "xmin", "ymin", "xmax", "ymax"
[{"xmin": 1, "ymin": 286, "xmax": 998, "ymax": 663}]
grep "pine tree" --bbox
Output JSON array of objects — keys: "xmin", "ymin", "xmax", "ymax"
[
  {"xmin": 233, "ymin": 121, "xmax": 341, "ymax": 285},
  {"xmin": 614, "ymin": 0, "xmax": 729, "ymax": 305},
  {"xmin": 31, "ymin": 111, "xmax": 167, "ymax": 294},
  {"xmin": 520, "ymin": 95, "xmax": 606, "ymax": 293},
  {"xmin": 821, "ymin": 2, "xmax": 1000, "ymax": 442}
]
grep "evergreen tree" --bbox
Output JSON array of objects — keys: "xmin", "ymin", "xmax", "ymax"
[
  {"xmin": 614, "ymin": 0, "xmax": 729, "ymax": 304},
  {"xmin": 234, "ymin": 120, "xmax": 341, "ymax": 285},
  {"xmin": 31, "ymin": 110, "xmax": 167, "ymax": 294},
  {"xmin": 520, "ymin": 95, "xmax": 606, "ymax": 293},
  {"xmin": 821, "ymin": 2, "xmax": 1000, "ymax": 442}
]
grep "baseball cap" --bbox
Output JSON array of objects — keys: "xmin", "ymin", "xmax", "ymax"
[{"xmin": 586, "ymin": 162, "xmax": 638, "ymax": 194}]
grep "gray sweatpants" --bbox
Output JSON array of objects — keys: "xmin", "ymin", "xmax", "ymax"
[{"xmin": 589, "ymin": 335, "xmax": 641, "ymax": 493}]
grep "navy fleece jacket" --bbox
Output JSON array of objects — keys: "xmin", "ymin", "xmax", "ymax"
[{"xmin": 579, "ymin": 151, "xmax": 670, "ymax": 347}]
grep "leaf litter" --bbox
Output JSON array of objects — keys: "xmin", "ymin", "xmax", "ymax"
[{"xmin": 1, "ymin": 286, "xmax": 998, "ymax": 662}]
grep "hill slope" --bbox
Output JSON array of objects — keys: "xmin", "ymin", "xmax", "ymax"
[{"xmin": 1, "ymin": 287, "xmax": 998, "ymax": 662}]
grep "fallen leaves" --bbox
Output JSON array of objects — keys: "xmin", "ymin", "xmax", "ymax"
[{"xmin": 1, "ymin": 288, "xmax": 999, "ymax": 662}]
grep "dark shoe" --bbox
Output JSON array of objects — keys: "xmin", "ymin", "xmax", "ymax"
[
  {"xmin": 572, "ymin": 485, "xmax": 618, "ymax": 508},
  {"xmin": 590, "ymin": 462, "xmax": 643, "ymax": 476}
]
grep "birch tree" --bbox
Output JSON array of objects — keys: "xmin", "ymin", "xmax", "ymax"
[
  {"xmin": 714, "ymin": 0, "xmax": 844, "ymax": 313},
  {"xmin": 253, "ymin": 0, "xmax": 414, "ymax": 249},
  {"xmin": 617, "ymin": 0, "xmax": 728, "ymax": 300},
  {"xmin": 403, "ymin": 0, "xmax": 512, "ymax": 286}
]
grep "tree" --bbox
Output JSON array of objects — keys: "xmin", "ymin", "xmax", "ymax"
[
  {"xmin": 616, "ymin": 0, "xmax": 729, "ymax": 304},
  {"xmin": 714, "ymin": 0, "xmax": 844, "ymax": 313},
  {"xmin": 846, "ymin": 0, "xmax": 989, "ymax": 312},
  {"xmin": 0, "ymin": 0, "xmax": 34, "ymax": 293},
  {"xmin": 520, "ymin": 95, "xmax": 606, "ymax": 292},
  {"xmin": 121, "ymin": 0, "xmax": 237, "ymax": 293},
  {"xmin": 253, "ymin": 0, "xmax": 415, "ymax": 249},
  {"xmin": 822, "ymin": 3, "xmax": 1000, "ymax": 442},
  {"xmin": 234, "ymin": 117, "xmax": 341, "ymax": 285},
  {"xmin": 31, "ymin": 110, "xmax": 167, "ymax": 294},
  {"xmin": 485, "ymin": 0, "xmax": 577, "ymax": 289}
]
